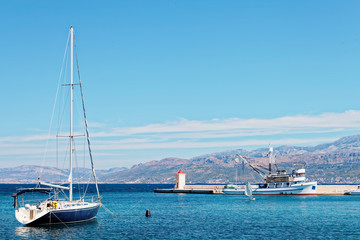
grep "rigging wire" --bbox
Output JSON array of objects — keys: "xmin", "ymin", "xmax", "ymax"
[
  {"xmin": 101, "ymin": 204, "xmax": 121, "ymax": 218},
  {"xmin": 37, "ymin": 29, "xmax": 101, "ymax": 204},
  {"xmin": 51, "ymin": 212, "xmax": 69, "ymax": 228},
  {"xmin": 56, "ymin": 136, "xmax": 58, "ymax": 169},
  {"xmin": 59, "ymin": 139, "xmax": 70, "ymax": 184},
  {"xmin": 74, "ymin": 33, "xmax": 101, "ymax": 199},
  {"xmin": 72, "ymin": 140, "xmax": 81, "ymax": 198},
  {"xmin": 38, "ymin": 31, "xmax": 71, "ymax": 182},
  {"xmin": 237, "ymin": 155, "xmax": 263, "ymax": 184},
  {"xmin": 72, "ymin": 140, "xmax": 90, "ymax": 199},
  {"xmin": 54, "ymin": 86, "xmax": 70, "ymax": 185},
  {"xmin": 82, "ymin": 175, "xmax": 92, "ymax": 200},
  {"xmin": 101, "ymin": 199, "xmax": 144, "ymax": 218}
]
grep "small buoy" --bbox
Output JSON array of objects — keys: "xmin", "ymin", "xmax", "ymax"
[{"xmin": 145, "ymin": 209, "xmax": 151, "ymax": 217}]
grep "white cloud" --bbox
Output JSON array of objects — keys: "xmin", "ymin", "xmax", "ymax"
[
  {"xmin": 0, "ymin": 110, "xmax": 359, "ymax": 166},
  {"xmin": 91, "ymin": 110, "xmax": 360, "ymax": 139},
  {"xmin": 91, "ymin": 137, "xmax": 337, "ymax": 151}
]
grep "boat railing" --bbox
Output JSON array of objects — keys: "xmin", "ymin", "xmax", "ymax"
[
  {"xmin": 15, "ymin": 198, "xmax": 46, "ymax": 209},
  {"xmin": 16, "ymin": 195, "xmax": 100, "ymax": 207},
  {"xmin": 55, "ymin": 195, "xmax": 100, "ymax": 203}
]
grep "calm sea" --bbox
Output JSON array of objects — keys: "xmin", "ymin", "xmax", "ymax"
[{"xmin": 1, "ymin": 184, "xmax": 360, "ymax": 239}]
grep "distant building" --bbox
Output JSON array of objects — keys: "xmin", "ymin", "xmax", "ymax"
[{"xmin": 175, "ymin": 170, "xmax": 186, "ymax": 189}]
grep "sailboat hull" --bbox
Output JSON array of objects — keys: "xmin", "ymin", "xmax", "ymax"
[
  {"xmin": 16, "ymin": 202, "xmax": 100, "ymax": 226},
  {"xmin": 32, "ymin": 205, "xmax": 100, "ymax": 225}
]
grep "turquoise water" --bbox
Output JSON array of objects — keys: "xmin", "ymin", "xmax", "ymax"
[{"xmin": 1, "ymin": 184, "xmax": 360, "ymax": 239}]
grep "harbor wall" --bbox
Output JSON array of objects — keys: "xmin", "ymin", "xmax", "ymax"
[
  {"xmin": 181, "ymin": 184, "xmax": 359, "ymax": 195},
  {"xmin": 316, "ymin": 185, "xmax": 358, "ymax": 195}
]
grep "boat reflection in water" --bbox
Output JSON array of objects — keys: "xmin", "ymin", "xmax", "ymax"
[{"xmin": 15, "ymin": 219, "xmax": 98, "ymax": 238}]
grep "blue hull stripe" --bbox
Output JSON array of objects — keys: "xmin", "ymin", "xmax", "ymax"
[{"xmin": 28, "ymin": 205, "xmax": 100, "ymax": 226}]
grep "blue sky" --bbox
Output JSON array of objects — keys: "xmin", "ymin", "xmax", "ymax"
[{"xmin": 1, "ymin": 1, "xmax": 360, "ymax": 169}]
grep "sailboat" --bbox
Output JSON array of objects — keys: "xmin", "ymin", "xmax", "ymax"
[
  {"xmin": 12, "ymin": 26, "xmax": 101, "ymax": 225},
  {"xmin": 245, "ymin": 182, "xmax": 255, "ymax": 200}
]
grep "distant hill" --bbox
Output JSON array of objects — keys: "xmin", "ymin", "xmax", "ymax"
[
  {"xmin": 0, "ymin": 165, "xmax": 127, "ymax": 184},
  {"xmin": 3, "ymin": 135, "xmax": 360, "ymax": 184}
]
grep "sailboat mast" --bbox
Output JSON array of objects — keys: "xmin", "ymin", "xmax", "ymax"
[{"xmin": 69, "ymin": 26, "xmax": 74, "ymax": 201}]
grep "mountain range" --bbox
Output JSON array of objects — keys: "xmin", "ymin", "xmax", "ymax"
[{"xmin": 2, "ymin": 135, "xmax": 360, "ymax": 184}]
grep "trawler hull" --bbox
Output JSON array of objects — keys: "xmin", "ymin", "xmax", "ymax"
[
  {"xmin": 16, "ymin": 203, "xmax": 100, "ymax": 226},
  {"xmin": 223, "ymin": 182, "xmax": 317, "ymax": 195}
]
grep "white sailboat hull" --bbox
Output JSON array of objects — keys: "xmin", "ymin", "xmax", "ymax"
[
  {"xmin": 223, "ymin": 182, "xmax": 317, "ymax": 195},
  {"xmin": 15, "ymin": 201, "xmax": 100, "ymax": 225}
]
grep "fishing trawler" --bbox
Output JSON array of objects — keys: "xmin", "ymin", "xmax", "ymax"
[
  {"xmin": 12, "ymin": 26, "xmax": 101, "ymax": 225},
  {"xmin": 223, "ymin": 147, "xmax": 317, "ymax": 195}
]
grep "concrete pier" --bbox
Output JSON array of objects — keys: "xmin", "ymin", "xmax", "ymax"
[
  {"xmin": 154, "ymin": 184, "xmax": 359, "ymax": 195},
  {"xmin": 154, "ymin": 188, "xmax": 214, "ymax": 194},
  {"xmin": 154, "ymin": 170, "xmax": 359, "ymax": 195},
  {"xmin": 316, "ymin": 185, "xmax": 358, "ymax": 195}
]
